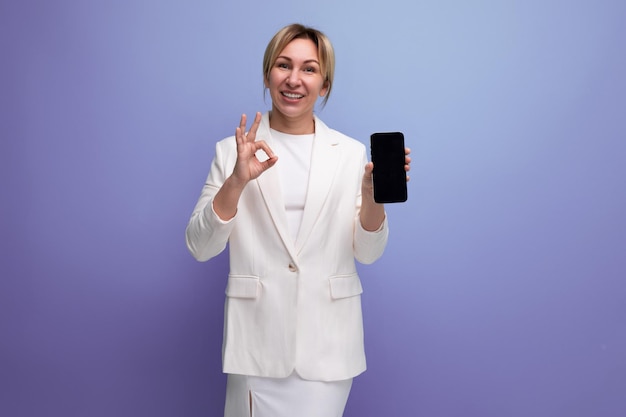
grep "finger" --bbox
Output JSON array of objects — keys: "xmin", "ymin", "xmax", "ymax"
[
  {"xmin": 235, "ymin": 127, "xmax": 243, "ymax": 147},
  {"xmin": 246, "ymin": 112, "xmax": 262, "ymax": 142},
  {"xmin": 236, "ymin": 114, "xmax": 247, "ymax": 146},
  {"xmin": 254, "ymin": 140, "xmax": 276, "ymax": 159},
  {"xmin": 239, "ymin": 114, "xmax": 247, "ymax": 133},
  {"xmin": 261, "ymin": 155, "xmax": 279, "ymax": 171},
  {"xmin": 363, "ymin": 162, "xmax": 374, "ymax": 178},
  {"xmin": 404, "ymin": 149, "xmax": 411, "ymax": 182}
]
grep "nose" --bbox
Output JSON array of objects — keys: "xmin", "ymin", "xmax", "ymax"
[{"xmin": 286, "ymin": 70, "xmax": 300, "ymax": 87}]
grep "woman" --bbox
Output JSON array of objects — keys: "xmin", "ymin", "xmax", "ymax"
[{"xmin": 186, "ymin": 23, "xmax": 410, "ymax": 417}]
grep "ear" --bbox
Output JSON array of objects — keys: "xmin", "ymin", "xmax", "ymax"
[
  {"xmin": 320, "ymin": 80, "xmax": 330, "ymax": 97},
  {"xmin": 264, "ymin": 76, "xmax": 270, "ymax": 89}
]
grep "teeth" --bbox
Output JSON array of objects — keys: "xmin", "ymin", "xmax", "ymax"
[{"xmin": 283, "ymin": 92, "xmax": 303, "ymax": 99}]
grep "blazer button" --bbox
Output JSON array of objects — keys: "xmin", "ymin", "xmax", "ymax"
[{"xmin": 288, "ymin": 263, "xmax": 297, "ymax": 272}]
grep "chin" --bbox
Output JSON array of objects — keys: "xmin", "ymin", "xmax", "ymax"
[{"xmin": 276, "ymin": 105, "xmax": 314, "ymax": 119}]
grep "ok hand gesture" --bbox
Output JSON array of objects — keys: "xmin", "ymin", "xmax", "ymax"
[
  {"xmin": 231, "ymin": 112, "xmax": 278, "ymax": 186},
  {"xmin": 213, "ymin": 112, "xmax": 278, "ymax": 221}
]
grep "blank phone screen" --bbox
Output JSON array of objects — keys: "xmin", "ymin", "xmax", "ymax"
[{"xmin": 370, "ymin": 132, "xmax": 407, "ymax": 203}]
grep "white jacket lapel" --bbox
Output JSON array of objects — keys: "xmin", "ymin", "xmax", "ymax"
[
  {"xmin": 254, "ymin": 114, "xmax": 298, "ymax": 260},
  {"xmin": 295, "ymin": 116, "xmax": 340, "ymax": 253}
]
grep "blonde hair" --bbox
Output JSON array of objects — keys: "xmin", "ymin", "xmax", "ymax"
[{"xmin": 263, "ymin": 23, "xmax": 335, "ymax": 107}]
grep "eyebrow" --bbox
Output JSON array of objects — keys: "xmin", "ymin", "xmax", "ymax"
[{"xmin": 276, "ymin": 56, "xmax": 320, "ymax": 65}]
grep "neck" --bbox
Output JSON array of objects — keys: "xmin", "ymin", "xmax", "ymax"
[{"xmin": 269, "ymin": 111, "xmax": 315, "ymax": 135}]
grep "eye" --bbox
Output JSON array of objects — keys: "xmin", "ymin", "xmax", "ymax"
[
  {"xmin": 276, "ymin": 62, "xmax": 289, "ymax": 69},
  {"xmin": 303, "ymin": 66, "xmax": 317, "ymax": 73}
]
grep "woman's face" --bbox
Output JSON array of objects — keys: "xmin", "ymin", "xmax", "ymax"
[{"xmin": 265, "ymin": 38, "xmax": 329, "ymax": 130}]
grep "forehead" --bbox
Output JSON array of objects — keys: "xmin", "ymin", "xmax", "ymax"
[{"xmin": 278, "ymin": 38, "xmax": 319, "ymax": 60}]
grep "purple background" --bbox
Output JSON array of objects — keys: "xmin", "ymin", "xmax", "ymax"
[{"xmin": 2, "ymin": 1, "xmax": 625, "ymax": 416}]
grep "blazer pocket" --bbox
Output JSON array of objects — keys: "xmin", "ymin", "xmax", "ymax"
[
  {"xmin": 225, "ymin": 275, "xmax": 260, "ymax": 299},
  {"xmin": 329, "ymin": 273, "xmax": 363, "ymax": 300}
]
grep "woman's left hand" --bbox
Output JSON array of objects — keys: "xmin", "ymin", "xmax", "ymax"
[
  {"xmin": 361, "ymin": 147, "xmax": 411, "ymax": 197},
  {"xmin": 359, "ymin": 147, "xmax": 411, "ymax": 231}
]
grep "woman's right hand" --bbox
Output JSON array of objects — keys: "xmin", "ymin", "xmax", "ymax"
[
  {"xmin": 230, "ymin": 112, "xmax": 278, "ymax": 186},
  {"xmin": 212, "ymin": 113, "xmax": 277, "ymax": 221}
]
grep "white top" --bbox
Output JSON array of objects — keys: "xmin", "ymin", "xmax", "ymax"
[{"xmin": 270, "ymin": 128, "xmax": 315, "ymax": 243}]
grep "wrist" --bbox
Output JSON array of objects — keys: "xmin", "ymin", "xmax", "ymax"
[
  {"xmin": 361, "ymin": 187, "xmax": 377, "ymax": 204},
  {"xmin": 225, "ymin": 174, "xmax": 248, "ymax": 191}
]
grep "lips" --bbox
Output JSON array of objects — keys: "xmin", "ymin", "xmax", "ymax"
[{"xmin": 281, "ymin": 92, "xmax": 304, "ymax": 99}]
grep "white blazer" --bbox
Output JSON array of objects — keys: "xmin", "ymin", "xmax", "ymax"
[{"xmin": 186, "ymin": 113, "xmax": 388, "ymax": 381}]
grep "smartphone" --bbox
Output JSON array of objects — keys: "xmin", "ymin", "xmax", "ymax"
[{"xmin": 370, "ymin": 132, "xmax": 407, "ymax": 203}]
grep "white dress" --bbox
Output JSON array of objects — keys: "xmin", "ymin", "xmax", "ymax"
[
  {"xmin": 223, "ymin": 129, "xmax": 353, "ymax": 417},
  {"xmin": 224, "ymin": 372, "xmax": 353, "ymax": 417}
]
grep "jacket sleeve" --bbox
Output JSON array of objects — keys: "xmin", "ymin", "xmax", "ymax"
[
  {"xmin": 185, "ymin": 139, "xmax": 236, "ymax": 262},
  {"xmin": 353, "ymin": 150, "xmax": 389, "ymax": 264}
]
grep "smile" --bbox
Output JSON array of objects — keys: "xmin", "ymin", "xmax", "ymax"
[{"xmin": 282, "ymin": 92, "xmax": 304, "ymax": 99}]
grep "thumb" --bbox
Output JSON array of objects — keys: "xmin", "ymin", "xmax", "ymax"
[{"xmin": 262, "ymin": 155, "xmax": 279, "ymax": 171}]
